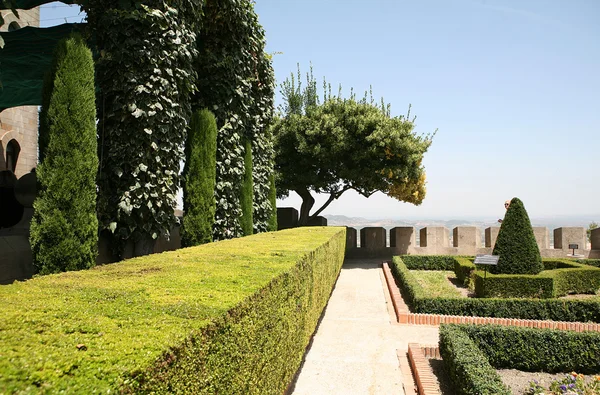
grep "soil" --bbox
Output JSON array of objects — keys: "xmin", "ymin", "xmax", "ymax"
[
  {"xmin": 427, "ymin": 358, "xmax": 600, "ymax": 394},
  {"xmin": 497, "ymin": 369, "xmax": 600, "ymax": 394}
]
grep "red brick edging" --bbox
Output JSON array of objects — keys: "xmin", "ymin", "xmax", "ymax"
[
  {"xmin": 381, "ymin": 262, "xmax": 600, "ymax": 332},
  {"xmin": 407, "ymin": 343, "xmax": 441, "ymax": 395}
]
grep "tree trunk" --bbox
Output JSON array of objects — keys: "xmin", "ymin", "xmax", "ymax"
[{"xmin": 296, "ymin": 188, "xmax": 315, "ymax": 226}]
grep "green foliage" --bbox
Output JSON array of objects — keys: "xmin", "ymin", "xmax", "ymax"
[
  {"xmin": 474, "ymin": 271, "xmax": 554, "ymax": 298},
  {"xmin": 390, "ymin": 256, "xmax": 600, "ymax": 322},
  {"xmin": 492, "ymin": 197, "xmax": 543, "ymax": 274},
  {"xmin": 266, "ymin": 172, "xmax": 277, "ymax": 232},
  {"xmin": 30, "ymin": 33, "xmax": 98, "ymax": 275},
  {"xmin": 181, "ymin": 109, "xmax": 217, "ymax": 247},
  {"xmin": 273, "ymin": 66, "xmax": 434, "ymax": 224},
  {"xmin": 474, "ymin": 260, "xmax": 600, "ymax": 298},
  {"xmin": 575, "ymin": 258, "xmax": 600, "ymax": 268},
  {"xmin": 457, "ymin": 324, "xmax": 600, "ymax": 374},
  {"xmin": 84, "ymin": 0, "xmax": 199, "ymax": 255},
  {"xmin": 588, "ymin": 221, "xmax": 598, "ymax": 242},
  {"xmin": 1, "ymin": 227, "xmax": 346, "ymax": 393},
  {"xmin": 193, "ymin": 0, "xmax": 275, "ymax": 240},
  {"xmin": 401, "ymin": 254, "xmax": 459, "ymax": 270},
  {"xmin": 439, "ymin": 325, "xmax": 511, "ymax": 395},
  {"xmin": 454, "ymin": 257, "xmax": 476, "ymax": 286},
  {"xmin": 240, "ymin": 139, "xmax": 253, "ymax": 236}
]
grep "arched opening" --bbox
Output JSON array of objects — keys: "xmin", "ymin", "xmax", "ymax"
[
  {"xmin": 5, "ymin": 139, "xmax": 20, "ymax": 173},
  {"xmin": 8, "ymin": 21, "xmax": 20, "ymax": 32}
]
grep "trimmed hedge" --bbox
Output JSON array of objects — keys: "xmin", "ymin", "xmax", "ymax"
[
  {"xmin": 454, "ymin": 257, "xmax": 475, "ymax": 286},
  {"xmin": 181, "ymin": 109, "xmax": 218, "ymax": 247},
  {"xmin": 439, "ymin": 325, "xmax": 511, "ymax": 395},
  {"xmin": 391, "ymin": 256, "xmax": 600, "ymax": 322},
  {"xmin": 30, "ymin": 33, "xmax": 98, "ymax": 275},
  {"xmin": 575, "ymin": 258, "xmax": 600, "ymax": 268},
  {"xmin": 492, "ymin": 197, "xmax": 543, "ymax": 275},
  {"xmin": 440, "ymin": 324, "xmax": 600, "ymax": 394},
  {"xmin": 240, "ymin": 139, "xmax": 254, "ymax": 236},
  {"xmin": 474, "ymin": 260, "xmax": 600, "ymax": 298},
  {"xmin": 0, "ymin": 227, "xmax": 345, "ymax": 393},
  {"xmin": 401, "ymin": 255, "xmax": 463, "ymax": 270},
  {"xmin": 458, "ymin": 324, "xmax": 600, "ymax": 374}
]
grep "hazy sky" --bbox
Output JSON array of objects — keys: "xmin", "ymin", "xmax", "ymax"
[{"xmin": 40, "ymin": 1, "xmax": 600, "ymax": 220}]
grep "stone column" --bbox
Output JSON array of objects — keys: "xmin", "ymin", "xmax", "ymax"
[
  {"xmin": 346, "ymin": 227, "xmax": 357, "ymax": 249},
  {"xmin": 453, "ymin": 226, "xmax": 481, "ymax": 248},
  {"xmin": 360, "ymin": 227, "xmax": 386, "ymax": 249},
  {"xmin": 591, "ymin": 228, "xmax": 600, "ymax": 250},
  {"xmin": 485, "ymin": 227, "xmax": 500, "ymax": 248},
  {"xmin": 276, "ymin": 207, "xmax": 298, "ymax": 230},
  {"xmin": 554, "ymin": 227, "xmax": 586, "ymax": 251},
  {"xmin": 532, "ymin": 227, "xmax": 549, "ymax": 250},
  {"xmin": 390, "ymin": 227, "xmax": 415, "ymax": 254},
  {"xmin": 419, "ymin": 227, "xmax": 449, "ymax": 248}
]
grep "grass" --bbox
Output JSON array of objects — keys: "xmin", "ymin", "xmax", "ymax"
[{"xmin": 411, "ymin": 270, "xmax": 465, "ymax": 299}]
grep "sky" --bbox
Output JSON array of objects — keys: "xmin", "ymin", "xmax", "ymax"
[{"xmin": 39, "ymin": 1, "xmax": 600, "ymax": 220}]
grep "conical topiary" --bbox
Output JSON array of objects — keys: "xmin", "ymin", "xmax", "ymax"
[{"xmin": 491, "ymin": 197, "xmax": 543, "ymax": 274}]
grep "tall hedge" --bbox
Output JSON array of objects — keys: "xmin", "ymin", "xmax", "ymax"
[
  {"xmin": 30, "ymin": 33, "xmax": 98, "ymax": 274},
  {"xmin": 492, "ymin": 197, "xmax": 543, "ymax": 274},
  {"xmin": 267, "ymin": 172, "xmax": 277, "ymax": 231},
  {"xmin": 181, "ymin": 109, "xmax": 218, "ymax": 247},
  {"xmin": 240, "ymin": 139, "xmax": 253, "ymax": 236}
]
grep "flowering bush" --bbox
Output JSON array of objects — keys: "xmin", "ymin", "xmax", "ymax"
[{"xmin": 526, "ymin": 373, "xmax": 600, "ymax": 395}]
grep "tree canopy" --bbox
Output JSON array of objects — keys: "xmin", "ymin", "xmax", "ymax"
[{"xmin": 272, "ymin": 67, "xmax": 434, "ymax": 225}]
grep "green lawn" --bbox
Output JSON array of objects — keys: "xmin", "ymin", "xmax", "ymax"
[{"xmin": 411, "ymin": 270, "xmax": 465, "ymax": 299}]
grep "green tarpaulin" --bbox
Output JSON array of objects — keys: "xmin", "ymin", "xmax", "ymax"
[
  {"xmin": 0, "ymin": 0, "xmax": 77, "ymax": 11},
  {"xmin": 0, "ymin": 23, "xmax": 81, "ymax": 111}
]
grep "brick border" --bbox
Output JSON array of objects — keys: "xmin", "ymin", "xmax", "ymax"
[
  {"xmin": 381, "ymin": 262, "xmax": 600, "ymax": 332},
  {"xmin": 407, "ymin": 343, "xmax": 440, "ymax": 395}
]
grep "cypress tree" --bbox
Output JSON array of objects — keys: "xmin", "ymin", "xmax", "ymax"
[
  {"xmin": 267, "ymin": 173, "xmax": 277, "ymax": 231},
  {"xmin": 181, "ymin": 109, "xmax": 217, "ymax": 247},
  {"xmin": 240, "ymin": 139, "xmax": 254, "ymax": 236},
  {"xmin": 491, "ymin": 197, "xmax": 543, "ymax": 275},
  {"xmin": 30, "ymin": 33, "xmax": 98, "ymax": 274}
]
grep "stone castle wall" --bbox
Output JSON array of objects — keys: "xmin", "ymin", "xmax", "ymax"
[
  {"xmin": 346, "ymin": 226, "xmax": 600, "ymax": 259},
  {"xmin": 0, "ymin": 8, "xmax": 40, "ymax": 178}
]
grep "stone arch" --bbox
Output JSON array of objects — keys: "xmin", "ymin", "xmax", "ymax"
[
  {"xmin": 0, "ymin": 131, "xmax": 16, "ymax": 172},
  {"xmin": 6, "ymin": 139, "xmax": 20, "ymax": 173},
  {"xmin": 8, "ymin": 21, "xmax": 20, "ymax": 31}
]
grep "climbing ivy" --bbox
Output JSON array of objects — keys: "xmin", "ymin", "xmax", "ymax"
[
  {"xmin": 83, "ymin": 0, "xmax": 200, "ymax": 256},
  {"xmin": 251, "ymin": 51, "xmax": 276, "ymax": 234},
  {"xmin": 193, "ymin": 0, "xmax": 275, "ymax": 240}
]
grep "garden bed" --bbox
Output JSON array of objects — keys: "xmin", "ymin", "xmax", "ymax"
[
  {"xmin": 440, "ymin": 324, "xmax": 600, "ymax": 394},
  {"xmin": 390, "ymin": 255, "xmax": 600, "ymax": 323}
]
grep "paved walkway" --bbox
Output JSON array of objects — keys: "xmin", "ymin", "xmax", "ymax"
[{"xmin": 291, "ymin": 259, "xmax": 439, "ymax": 395}]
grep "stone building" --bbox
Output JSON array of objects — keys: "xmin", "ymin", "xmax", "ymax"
[
  {"xmin": 0, "ymin": 8, "xmax": 40, "ymax": 283},
  {"xmin": 0, "ymin": 8, "xmax": 40, "ymax": 179}
]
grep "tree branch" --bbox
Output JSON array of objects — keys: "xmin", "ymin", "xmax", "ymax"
[{"xmin": 310, "ymin": 185, "xmax": 352, "ymax": 219}]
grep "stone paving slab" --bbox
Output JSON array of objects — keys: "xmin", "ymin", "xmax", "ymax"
[{"xmin": 291, "ymin": 259, "xmax": 438, "ymax": 395}]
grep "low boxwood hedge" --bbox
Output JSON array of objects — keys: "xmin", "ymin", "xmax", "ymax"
[
  {"xmin": 391, "ymin": 256, "xmax": 600, "ymax": 322},
  {"xmin": 458, "ymin": 324, "xmax": 600, "ymax": 374},
  {"xmin": 440, "ymin": 324, "xmax": 600, "ymax": 394},
  {"xmin": 401, "ymin": 255, "xmax": 462, "ymax": 270},
  {"xmin": 0, "ymin": 227, "xmax": 346, "ymax": 394},
  {"xmin": 575, "ymin": 258, "xmax": 600, "ymax": 268},
  {"xmin": 473, "ymin": 260, "xmax": 600, "ymax": 298},
  {"xmin": 439, "ymin": 325, "xmax": 510, "ymax": 395}
]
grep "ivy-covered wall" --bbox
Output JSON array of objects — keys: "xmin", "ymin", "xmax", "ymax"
[
  {"xmin": 83, "ymin": 0, "xmax": 200, "ymax": 256},
  {"xmin": 193, "ymin": 0, "xmax": 275, "ymax": 240}
]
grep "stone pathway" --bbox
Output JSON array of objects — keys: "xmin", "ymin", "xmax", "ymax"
[{"xmin": 291, "ymin": 259, "xmax": 439, "ymax": 395}]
